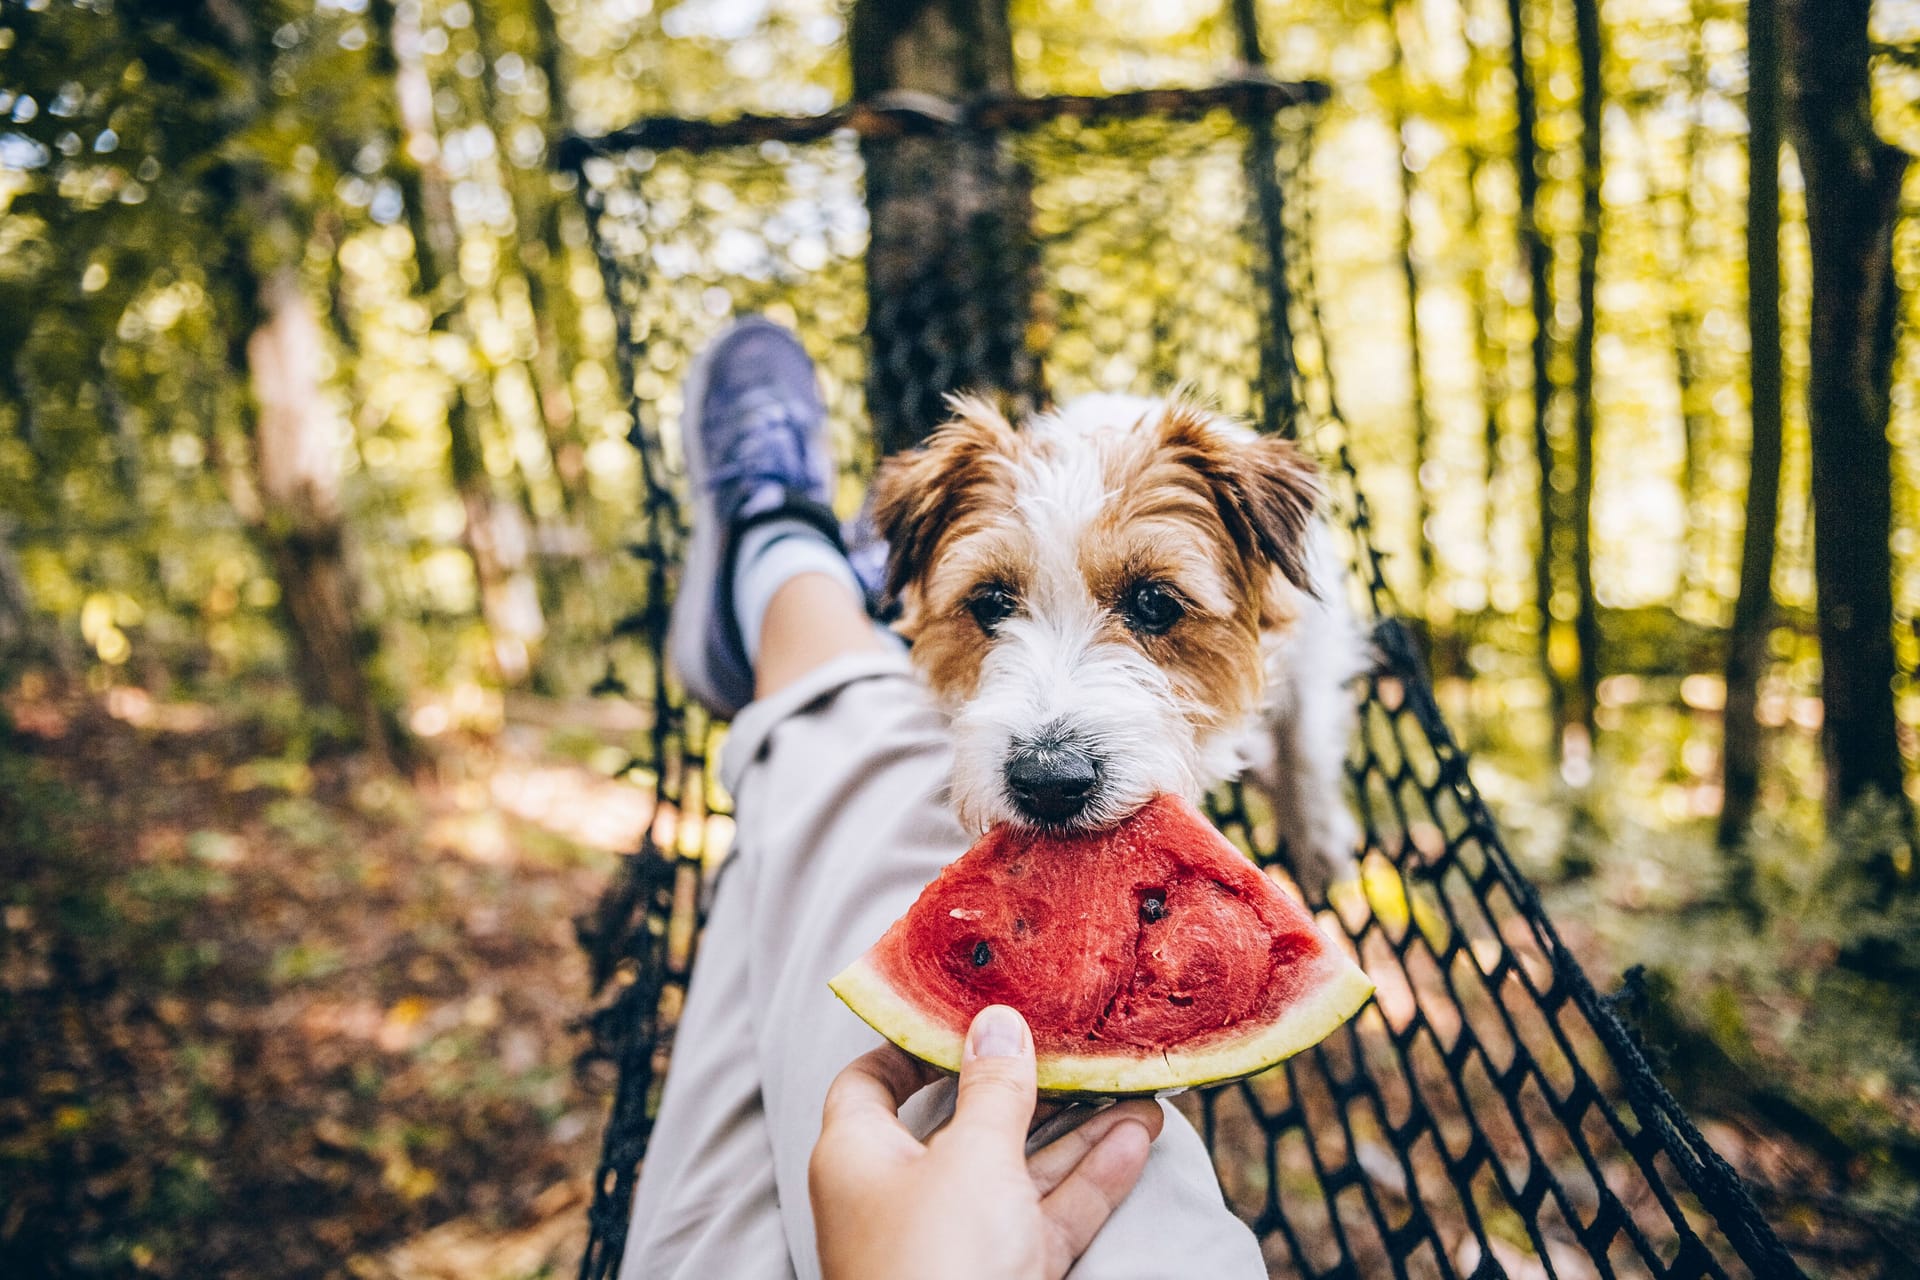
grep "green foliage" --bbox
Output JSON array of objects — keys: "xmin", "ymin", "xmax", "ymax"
[
  {"xmin": 1549, "ymin": 793, "xmax": 1920, "ymax": 1249},
  {"xmin": 0, "ymin": 0, "xmax": 648, "ymax": 707},
  {"xmin": 2, "ymin": 1, "xmax": 379, "ymax": 695},
  {"xmin": 0, "ymin": 697, "xmax": 610, "ymax": 1275},
  {"xmin": 2, "ymin": 0, "xmax": 1915, "ymax": 799}
]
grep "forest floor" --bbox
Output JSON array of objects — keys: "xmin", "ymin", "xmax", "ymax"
[
  {"xmin": 1, "ymin": 675, "xmax": 1908, "ymax": 1277},
  {"xmin": 1, "ymin": 676, "xmax": 645, "ymax": 1278}
]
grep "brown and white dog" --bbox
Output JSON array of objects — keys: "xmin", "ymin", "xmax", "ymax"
[{"xmin": 870, "ymin": 392, "xmax": 1366, "ymax": 899}]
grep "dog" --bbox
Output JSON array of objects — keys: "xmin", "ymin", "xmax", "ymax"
[{"xmin": 869, "ymin": 392, "xmax": 1367, "ymax": 900}]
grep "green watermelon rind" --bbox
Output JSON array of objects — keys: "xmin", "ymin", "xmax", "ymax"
[{"xmin": 828, "ymin": 940, "xmax": 1376, "ymax": 1098}]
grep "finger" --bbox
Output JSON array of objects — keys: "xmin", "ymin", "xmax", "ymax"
[
  {"xmin": 946, "ymin": 1005, "xmax": 1037, "ymax": 1158},
  {"xmin": 1026, "ymin": 1099, "xmax": 1164, "ymax": 1195},
  {"xmin": 1039, "ymin": 1119, "xmax": 1154, "ymax": 1277},
  {"xmin": 932, "ymin": 1092, "xmax": 1058, "ymax": 1143},
  {"xmin": 820, "ymin": 1042, "xmax": 941, "ymax": 1137}
]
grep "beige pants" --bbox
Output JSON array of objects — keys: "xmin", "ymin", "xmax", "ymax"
[{"xmin": 620, "ymin": 650, "xmax": 1266, "ymax": 1280}]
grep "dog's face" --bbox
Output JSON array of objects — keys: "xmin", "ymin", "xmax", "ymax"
[{"xmin": 872, "ymin": 393, "xmax": 1321, "ymax": 834}]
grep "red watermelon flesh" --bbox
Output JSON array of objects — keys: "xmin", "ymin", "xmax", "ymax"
[{"xmin": 829, "ymin": 794, "xmax": 1373, "ymax": 1095}]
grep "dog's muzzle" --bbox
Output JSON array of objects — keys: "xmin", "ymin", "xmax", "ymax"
[{"xmin": 1003, "ymin": 734, "xmax": 1101, "ymax": 826}]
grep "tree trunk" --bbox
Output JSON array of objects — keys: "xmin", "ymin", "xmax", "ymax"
[
  {"xmin": 1720, "ymin": 0, "xmax": 1784, "ymax": 855},
  {"xmin": 1462, "ymin": 4, "xmax": 1508, "ymax": 619},
  {"xmin": 1389, "ymin": 1, "xmax": 1439, "ymax": 630},
  {"xmin": 0, "ymin": 519, "xmax": 78, "ymax": 676},
  {"xmin": 1568, "ymin": 0, "xmax": 1604, "ymax": 750},
  {"xmin": 1670, "ymin": 15, "xmax": 1709, "ymax": 594},
  {"xmin": 469, "ymin": 0, "xmax": 579, "ymax": 490},
  {"xmin": 1468, "ymin": 135, "xmax": 1506, "ymax": 618},
  {"xmin": 1504, "ymin": 0, "xmax": 1564, "ymax": 749},
  {"xmin": 246, "ymin": 265, "xmax": 394, "ymax": 761},
  {"xmin": 1782, "ymin": 0, "xmax": 1908, "ymax": 818},
  {"xmin": 193, "ymin": 0, "xmax": 394, "ymax": 760},
  {"xmin": 375, "ymin": 0, "xmax": 545, "ymax": 683},
  {"xmin": 851, "ymin": 0, "xmax": 1034, "ymax": 455},
  {"xmin": 0, "ymin": 520, "xmax": 39, "ymax": 662},
  {"xmin": 524, "ymin": 0, "xmax": 589, "ymax": 500},
  {"xmin": 1229, "ymin": 0, "xmax": 1300, "ymax": 437},
  {"xmin": 465, "ymin": 0, "xmax": 588, "ymax": 659}
]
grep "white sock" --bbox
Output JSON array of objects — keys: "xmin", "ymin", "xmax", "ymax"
[{"xmin": 730, "ymin": 518, "xmax": 864, "ymax": 661}]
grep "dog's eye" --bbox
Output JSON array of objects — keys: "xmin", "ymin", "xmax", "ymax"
[
  {"xmin": 1121, "ymin": 580, "xmax": 1184, "ymax": 636},
  {"xmin": 966, "ymin": 583, "xmax": 1018, "ymax": 634}
]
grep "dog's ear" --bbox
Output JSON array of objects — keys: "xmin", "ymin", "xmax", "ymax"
[
  {"xmin": 1157, "ymin": 400, "xmax": 1322, "ymax": 596},
  {"xmin": 870, "ymin": 395, "xmax": 1018, "ymax": 604}
]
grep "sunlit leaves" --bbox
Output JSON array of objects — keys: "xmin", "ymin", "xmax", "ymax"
[{"xmin": 3, "ymin": 0, "xmax": 1917, "ymax": 787}]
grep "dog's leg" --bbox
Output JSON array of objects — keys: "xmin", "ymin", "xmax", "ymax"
[{"xmin": 1250, "ymin": 527, "xmax": 1367, "ymax": 903}]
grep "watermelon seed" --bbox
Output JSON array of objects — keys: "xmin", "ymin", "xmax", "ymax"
[
  {"xmin": 1139, "ymin": 892, "xmax": 1166, "ymax": 923},
  {"xmin": 971, "ymin": 940, "xmax": 992, "ymax": 967}
]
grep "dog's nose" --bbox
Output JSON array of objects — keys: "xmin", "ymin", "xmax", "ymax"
[{"xmin": 1004, "ymin": 742, "xmax": 1099, "ymax": 824}]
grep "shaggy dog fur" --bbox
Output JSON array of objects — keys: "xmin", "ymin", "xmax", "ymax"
[{"xmin": 870, "ymin": 392, "xmax": 1367, "ymax": 899}]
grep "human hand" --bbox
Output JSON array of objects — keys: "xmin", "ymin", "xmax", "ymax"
[{"xmin": 809, "ymin": 1005, "xmax": 1165, "ymax": 1280}]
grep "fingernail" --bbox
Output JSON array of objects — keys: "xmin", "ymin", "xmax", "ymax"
[{"xmin": 967, "ymin": 1005, "xmax": 1027, "ymax": 1060}]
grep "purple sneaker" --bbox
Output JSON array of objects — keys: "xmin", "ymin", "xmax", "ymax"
[
  {"xmin": 667, "ymin": 316, "xmax": 842, "ymax": 718},
  {"xmin": 842, "ymin": 495, "xmax": 896, "ymax": 623}
]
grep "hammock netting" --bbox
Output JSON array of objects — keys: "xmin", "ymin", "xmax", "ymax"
[{"xmin": 560, "ymin": 83, "xmax": 1804, "ymax": 1280}]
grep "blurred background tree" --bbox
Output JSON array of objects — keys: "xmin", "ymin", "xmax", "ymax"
[
  {"xmin": 3, "ymin": 0, "xmax": 1918, "ymax": 1272},
  {"xmin": 7, "ymin": 0, "xmax": 1915, "ymax": 814}
]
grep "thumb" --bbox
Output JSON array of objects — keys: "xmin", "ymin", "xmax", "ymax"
[{"xmin": 947, "ymin": 1004, "xmax": 1038, "ymax": 1158}]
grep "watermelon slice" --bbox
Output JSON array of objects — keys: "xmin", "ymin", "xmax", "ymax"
[{"xmin": 830, "ymin": 795, "xmax": 1374, "ymax": 1096}]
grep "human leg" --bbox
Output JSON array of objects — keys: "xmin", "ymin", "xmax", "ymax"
[
  {"xmin": 752, "ymin": 572, "xmax": 889, "ymax": 700},
  {"xmin": 618, "ymin": 842, "xmax": 794, "ymax": 1280},
  {"xmin": 623, "ymin": 317, "xmax": 858, "ymax": 1280},
  {"xmin": 717, "ymin": 653, "xmax": 1267, "ymax": 1279},
  {"xmin": 625, "ymin": 317, "xmax": 1263, "ymax": 1279}
]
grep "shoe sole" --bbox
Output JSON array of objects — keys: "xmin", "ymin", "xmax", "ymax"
[{"xmin": 665, "ymin": 321, "xmax": 749, "ymax": 719}]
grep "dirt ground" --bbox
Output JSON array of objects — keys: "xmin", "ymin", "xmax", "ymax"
[{"xmin": 2, "ymin": 681, "xmax": 651, "ymax": 1278}]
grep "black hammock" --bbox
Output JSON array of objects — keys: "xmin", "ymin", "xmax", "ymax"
[{"xmin": 558, "ymin": 78, "xmax": 1805, "ymax": 1280}]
